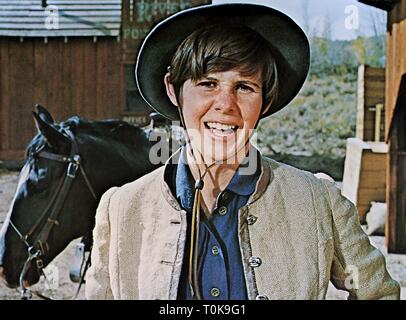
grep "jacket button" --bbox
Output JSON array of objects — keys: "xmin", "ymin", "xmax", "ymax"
[
  {"xmin": 210, "ymin": 287, "xmax": 221, "ymax": 297},
  {"xmin": 247, "ymin": 215, "xmax": 258, "ymax": 225},
  {"xmin": 211, "ymin": 246, "xmax": 220, "ymax": 256},
  {"xmin": 249, "ymin": 256, "xmax": 262, "ymax": 267},
  {"xmin": 256, "ymin": 294, "xmax": 269, "ymax": 300},
  {"xmin": 218, "ymin": 206, "xmax": 228, "ymax": 216}
]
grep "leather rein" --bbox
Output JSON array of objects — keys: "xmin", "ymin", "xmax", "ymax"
[{"xmin": 9, "ymin": 128, "xmax": 97, "ymax": 300}]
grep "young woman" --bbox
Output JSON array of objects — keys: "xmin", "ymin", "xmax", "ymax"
[{"xmin": 86, "ymin": 3, "xmax": 399, "ymax": 300}]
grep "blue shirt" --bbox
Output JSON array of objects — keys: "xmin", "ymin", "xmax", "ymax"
[{"xmin": 171, "ymin": 147, "xmax": 261, "ymax": 300}]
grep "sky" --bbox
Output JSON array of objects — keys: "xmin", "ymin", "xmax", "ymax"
[{"xmin": 212, "ymin": 0, "xmax": 387, "ymax": 40}]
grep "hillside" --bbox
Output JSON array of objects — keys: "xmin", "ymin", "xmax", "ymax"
[
  {"xmin": 258, "ymin": 73, "xmax": 357, "ymax": 159},
  {"xmin": 256, "ymin": 35, "xmax": 385, "ymax": 179}
]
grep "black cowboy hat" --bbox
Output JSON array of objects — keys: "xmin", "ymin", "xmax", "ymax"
[{"xmin": 135, "ymin": 3, "xmax": 310, "ymax": 121}]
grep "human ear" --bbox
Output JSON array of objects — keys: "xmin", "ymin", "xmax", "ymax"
[{"xmin": 164, "ymin": 72, "xmax": 179, "ymax": 107}]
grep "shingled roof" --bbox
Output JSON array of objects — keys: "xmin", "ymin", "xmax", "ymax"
[{"xmin": 0, "ymin": 0, "xmax": 121, "ymax": 37}]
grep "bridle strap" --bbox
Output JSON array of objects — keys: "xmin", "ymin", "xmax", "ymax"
[
  {"xmin": 23, "ymin": 140, "xmax": 80, "ymax": 242},
  {"xmin": 9, "ymin": 220, "xmax": 30, "ymax": 248},
  {"xmin": 25, "ymin": 172, "xmax": 66, "ymax": 240},
  {"xmin": 10, "ymin": 127, "xmax": 97, "ymax": 300},
  {"xmin": 34, "ymin": 159, "xmax": 78, "ymax": 251},
  {"xmin": 26, "ymin": 130, "xmax": 97, "ymax": 247},
  {"xmin": 73, "ymin": 250, "xmax": 92, "ymax": 299},
  {"xmin": 63, "ymin": 129, "xmax": 97, "ymax": 200},
  {"xmin": 79, "ymin": 165, "xmax": 97, "ymax": 200},
  {"xmin": 36, "ymin": 151, "xmax": 71, "ymax": 163}
]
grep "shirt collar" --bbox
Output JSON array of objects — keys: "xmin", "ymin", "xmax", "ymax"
[
  {"xmin": 226, "ymin": 149, "xmax": 261, "ymax": 196},
  {"xmin": 175, "ymin": 147, "xmax": 195, "ymax": 211},
  {"xmin": 175, "ymin": 146, "xmax": 261, "ymax": 211}
]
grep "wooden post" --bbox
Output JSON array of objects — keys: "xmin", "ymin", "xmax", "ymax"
[
  {"xmin": 384, "ymin": 0, "xmax": 406, "ymax": 254},
  {"xmin": 375, "ymin": 103, "xmax": 383, "ymax": 142},
  {"xmin": 386, "ymin": 74, "xmax": 406, "ymax": 253},
  {"xmin": 356, "ymin": 65, "xmax": 365, "ymax": 140},
  {"xmin": 356, "ymin": 65, "xmax": 385, "ymax": 141}
]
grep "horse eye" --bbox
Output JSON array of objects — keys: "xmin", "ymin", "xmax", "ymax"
[{"xmin": 27, "ymin": 167, "xmax": 48, "ymax": 193}]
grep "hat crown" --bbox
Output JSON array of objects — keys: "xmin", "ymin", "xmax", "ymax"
[{"xmin": 136, "ymin": 3, "xmax": 310, "ymax": 121}]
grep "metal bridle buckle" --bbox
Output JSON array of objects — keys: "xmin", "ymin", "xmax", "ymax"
[
  {"xmin": 36, "ymin": 259, "xmax": 44, "ymax": 270},
  {"xmin": 28, "ymin": 246, "xmax": 38, "ymax": 257},
  {"xmin": 67, "ymin": 155, "xmax": 81, "ymax": 178}
]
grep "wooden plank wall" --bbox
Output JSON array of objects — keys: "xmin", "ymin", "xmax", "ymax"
[
  {"xmin": 121, "ymin": 0, "xmax": 211, "ymax": 64},
  {"xmin": 0, "ymin": 37, "xmax": 123, "ymax": 161},
  {"xmin": 386, "ymin": 0, "xmax": 406, "ymax": 136},
  {"xmin": 386, "ymin": 0, "xmax": 406, "ymax": 253},
  {"xmin": 356, "ymin": 65, "xmax": 386, "ymax": 141},
  {"xmin": 387, "ymin": 94, "xmax": 406, "ymax": 253},
  {"xmin": 119, "ymin": 0, "xmax": 211, "ymax": 121},
  {"xmin": 342, "ymin": 138, "xmax": 387, "ymax": 223}
]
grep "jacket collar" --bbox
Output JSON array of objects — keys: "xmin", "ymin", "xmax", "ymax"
[
  {"xmin": 161, "ymin": 146, "xmax": 271, "ymax": 210},
  {"xmin": 174, "ymin": 147, "xmax": 262, "ymax": 212},
  {"xmin": 247, "ymin": 155, "xmax": 271, "ymax": 205}
]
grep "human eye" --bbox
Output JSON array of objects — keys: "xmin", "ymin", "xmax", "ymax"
[
  {"xmin": 196, "ymin": 80, "xmax": 217, "ymax": 89},
  {"xmin": 236, "ymin": 83, "xmax": 255, "ymax": 93}
]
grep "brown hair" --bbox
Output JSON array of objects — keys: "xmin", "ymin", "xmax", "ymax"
[{"xmin": 168, "ymin": 24, "xmax": 279, "ymax": 112}]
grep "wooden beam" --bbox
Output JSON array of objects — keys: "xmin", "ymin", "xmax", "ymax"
[{"xmin": 386, "ymin": 74, "xmax": 406, "ymax": 253}]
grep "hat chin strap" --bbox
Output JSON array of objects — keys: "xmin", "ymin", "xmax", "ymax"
[
  {"xmin": 176, "ymin": 104, "xmax": 207, "ymax": 300},
  {"xmin": 176, "ymin": 104, "xmax": 254, "ymax": 299}
]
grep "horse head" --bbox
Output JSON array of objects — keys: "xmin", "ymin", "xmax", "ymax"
[{"xmin": 0, "ymin": 105, "xmax": 159, "ymax": 289}]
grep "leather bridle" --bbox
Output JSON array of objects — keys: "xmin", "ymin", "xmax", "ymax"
[{"xmin": 8, "ymin": 128, "xmax": 97, "ymax": 299}]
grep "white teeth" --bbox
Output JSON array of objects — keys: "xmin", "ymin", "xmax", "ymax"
[{"xmin": 206, "ymin": 122, "xmax": 236, "ymax": 131}]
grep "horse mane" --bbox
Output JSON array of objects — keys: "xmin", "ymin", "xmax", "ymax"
[
  {"xmin": 26, "ymin": 116, "xmax": 146, "ymax": 157},
  {"xmin": 62, "ymin": 116, "xmax": 145, "ymax": 140}
]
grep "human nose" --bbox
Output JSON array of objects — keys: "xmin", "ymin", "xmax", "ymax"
[{"xmin": 213, "ymin": 87, "xmax": 237, "ymax": 113}]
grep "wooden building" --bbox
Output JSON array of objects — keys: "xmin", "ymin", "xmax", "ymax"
[
  {"xmin": 0, "ymin": 0, "xmax": 209, "ymax": 162},
  {"xmin": 359, "ymin": 0, "xmax": 406, "ymax": 253},
  {"xmin": 356, "ymin": 65, "xmax": 386, "ymax": 142},
  {"xmin": 341, "ymin": 65, "xmax": 387, "ymax": 223},
  {"xmin": 342, "ymin": 138, "xmax": 387, "ymax": 223}
]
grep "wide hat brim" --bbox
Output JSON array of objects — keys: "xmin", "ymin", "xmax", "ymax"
[{"xmin": 135, "ymin": 3, "xmax": 310, "ymax": 121}]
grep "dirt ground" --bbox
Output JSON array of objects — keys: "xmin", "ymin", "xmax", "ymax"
[{"xmin": 0, "ymin": 169, "xmax": 405, "ymax": 300}]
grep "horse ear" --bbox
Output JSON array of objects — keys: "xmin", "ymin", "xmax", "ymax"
[
  {"xmin": 32, "ymin": 111, "xmax": 69, "ymax": 148},
  {"xmin": 35, "ymin": 104, "xmax": 55, "ymax": 124}
]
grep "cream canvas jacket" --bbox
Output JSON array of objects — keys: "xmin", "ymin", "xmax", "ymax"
[{"xmin": 85, "ymin": 153, "xmax": 400, "ymax": 300}]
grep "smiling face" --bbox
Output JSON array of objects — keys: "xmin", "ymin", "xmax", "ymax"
[
  {"xmin": 163, "ymin": 25, "xmax": 279, "ymax": 163},
  {"xmin": 165, "ymin": 69, "xmax": 266, "ymax": 163}
]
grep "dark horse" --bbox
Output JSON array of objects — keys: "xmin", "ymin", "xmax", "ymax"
[{"xmin": 0, "ymin": 106, "xmax": 162, "ymax": 293}]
